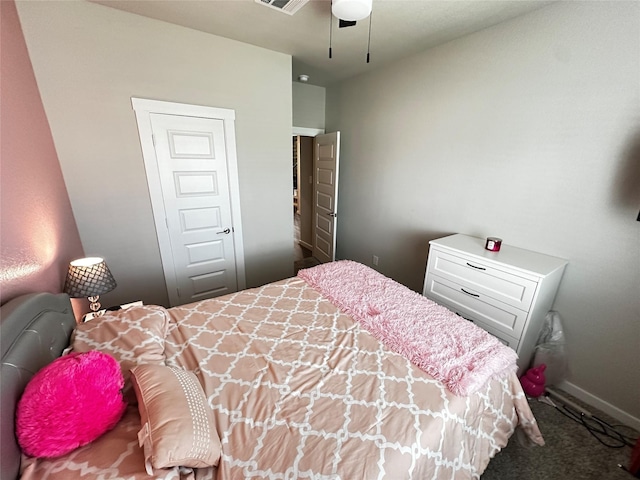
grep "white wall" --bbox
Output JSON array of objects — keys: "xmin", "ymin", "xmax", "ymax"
[
  {"xmin": 326, "ymin": 1, "xmax": 640, "ymax": 424},
  {"xmin": 293, "ymin": 82, "xmax": 326, "ymax": 130},
  {"xmin": 17, "ymin": 1, "xmax": 294, "ymax": 307}
]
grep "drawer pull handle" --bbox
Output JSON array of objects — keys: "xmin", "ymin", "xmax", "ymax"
[
  {"xmin": 461, "ymin": 288, "xmax": 480, "ymax": 298},
  {"xmin": 456, "ymin": 312, "xmax": 474, "ymax": 322},
  {"xmin": 466, "ymin": 262, "xmax": 486, "ymax": 270}
]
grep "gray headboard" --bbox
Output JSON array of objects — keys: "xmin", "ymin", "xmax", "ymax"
[{"xmin": 1, "ymin": 293, "xmax": 76, "ymax": 480}]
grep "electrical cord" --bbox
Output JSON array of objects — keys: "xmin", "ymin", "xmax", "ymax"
[
  {"xmin": 555, "ymin": 402, "xmax": 635, "ymax": 448},
  {"xmin": 540, "ymin": 392, "xmax": 637, "ymax": 449}
]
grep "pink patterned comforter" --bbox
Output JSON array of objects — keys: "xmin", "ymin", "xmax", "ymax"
[{"xmin": 21, "ymin": 274, "xmax": 543, "ymax": 480}]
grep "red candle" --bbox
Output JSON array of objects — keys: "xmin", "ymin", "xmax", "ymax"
[{"xmin": 485, "ymin": 237, "xmax": 502, "ymax": 252}]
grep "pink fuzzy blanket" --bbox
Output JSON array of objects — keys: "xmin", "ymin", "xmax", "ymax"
[{"xmin": 298, "ymin": 260, "xmax": 518, "ymax": 396}]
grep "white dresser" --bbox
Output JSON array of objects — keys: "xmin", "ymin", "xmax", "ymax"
[{"xmin": 423, "ymin": 234, "xmax": 567, "ymax": 375}]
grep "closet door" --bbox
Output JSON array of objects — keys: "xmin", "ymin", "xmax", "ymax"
[{"xmin": 133, "ymin": 98, "xmax": 245, "ymax": 306}]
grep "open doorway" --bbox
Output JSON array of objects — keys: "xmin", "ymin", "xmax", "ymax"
[{"xmin": 293, "ymin": 135, "xmax": 319, "ymax": 273}]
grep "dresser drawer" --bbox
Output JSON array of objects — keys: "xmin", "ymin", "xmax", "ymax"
[
  {"xmin": 474, "ymin": 319, "xmax": 520, "ymax": 350},
  {"xmin": 432, "ymin": 297, "xmax": 521, "ymax": 350},
  {"xmin": 428, "ymin": 249, "xmax": 538, "ymax": 311},
  {"xmin": 424, "ymin": 274, "xmax": 528, "ymax": 339}
]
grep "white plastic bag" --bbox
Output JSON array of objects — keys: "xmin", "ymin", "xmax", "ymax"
[{"xmin": 533, "ymin": 311, "xmax": 568, "ymax": 386}]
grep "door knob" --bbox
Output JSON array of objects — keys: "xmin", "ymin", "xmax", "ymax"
[
  {"xmin": 217, "ymin": 228, "xmax": 231, "ymax": 235},
  {"xmin": 327, "ymin": 212, "xmax": 337, "ymax": 218}
]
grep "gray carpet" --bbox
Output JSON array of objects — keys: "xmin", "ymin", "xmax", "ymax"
[{"xmin": 482, "ymin": 390, "xmax": 638, "ymax": 479}]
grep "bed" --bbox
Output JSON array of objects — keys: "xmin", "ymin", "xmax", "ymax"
[{"xmin": 1, "ymin": 261, "xmax": 543, "ymax": 479}]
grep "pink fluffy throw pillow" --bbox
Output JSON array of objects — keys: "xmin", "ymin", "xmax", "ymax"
[{"xmin": 16, "ymin": 350, "xmax": 127, "ymax": 458}]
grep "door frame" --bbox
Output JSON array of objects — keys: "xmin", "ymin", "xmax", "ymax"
[
  {"xmin": 131, "ymin": 97, "xmax": 246, "ymax": 300},
  {"xmin": 292, "ymin": 127, "xmax": 324, "ymax": 136},
  {"xmin": 292, "ymin": 127, "xmax": 324, "ymax": 253}
]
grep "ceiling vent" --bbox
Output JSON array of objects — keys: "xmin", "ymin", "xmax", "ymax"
[{"xmin": 255, "ymin": 0, "xmax": 310, "ymax": 15}]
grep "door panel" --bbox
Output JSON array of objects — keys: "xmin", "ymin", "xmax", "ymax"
[
  {"xmin": 179, "ymin": 207, "xmax": 221, "ymax": 231},
  {"xmin": 150, "ymin": 113, "xmax": 237, "ymax": 304},
  {"xmin": 312, "ymin": 132, "xmax": 340, "ymax": 263}
]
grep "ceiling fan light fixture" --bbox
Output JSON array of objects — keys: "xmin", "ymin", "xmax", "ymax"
[{"xmin": 332, "ymin": 0, "xmax": 372, "ymax": 21}]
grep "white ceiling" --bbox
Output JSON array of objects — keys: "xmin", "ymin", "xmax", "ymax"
[{"xmin": 91, "ymin": 0, "xmax": 555, "ymax": 86}]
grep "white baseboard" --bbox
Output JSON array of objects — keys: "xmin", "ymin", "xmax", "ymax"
[{"xmin": 557, "ymin": 380, "xmax": 640, "ymax": 432}]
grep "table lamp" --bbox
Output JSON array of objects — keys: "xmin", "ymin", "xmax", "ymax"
[{"xmin": 63, "ymin": 257, "xmax": 117, "ymax": 315}]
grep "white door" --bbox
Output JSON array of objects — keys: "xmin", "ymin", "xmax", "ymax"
[
  {"xmin": 132, "ymin": 99, "xmax": 245, "ymax": 307},
  {"xmin": 312, "ymin": 132, "xmax": 340, "ymax": 263}
]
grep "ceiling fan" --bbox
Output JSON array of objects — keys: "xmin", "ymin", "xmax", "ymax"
[{"xmin": 330, "ymin": 0, "xmax": 373, "ymax": 62}]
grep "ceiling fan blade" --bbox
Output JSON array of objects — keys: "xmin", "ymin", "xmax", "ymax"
[{"xmin": 338, "ymin": 19, "xmax": 357, "ymax": 28}]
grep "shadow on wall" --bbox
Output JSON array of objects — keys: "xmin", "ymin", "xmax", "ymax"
[
  {"xmin": 614, "ymin": 129, "xmax": 640, "ymax": 221},
  {"xmin": 391, "ymin": 229, "xmax": 453, "ymax": 293}
]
